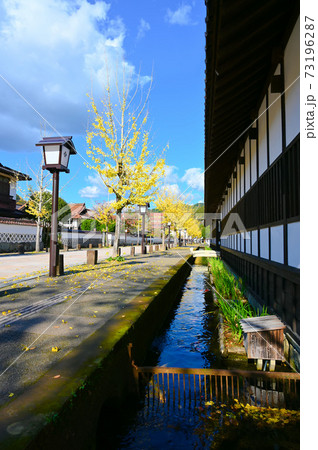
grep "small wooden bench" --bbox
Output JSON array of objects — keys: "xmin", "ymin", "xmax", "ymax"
[{"xmin": 240, "ymin": 315, "xmax": 286, "ymax": 371}]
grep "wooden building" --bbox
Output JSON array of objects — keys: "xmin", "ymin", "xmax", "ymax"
[
  {"xmin": 204, "ymin": 0, "xmax": 300, "ymax": 348},
  {"xmin": 0, "ymin": 163, "xmax": 31, "ymax": 217}
]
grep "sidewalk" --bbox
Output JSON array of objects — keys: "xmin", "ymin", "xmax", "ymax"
[
  {"xmin": 0, "ymin": 245, "xmax": 142, "ymax": 280},
  {"xmin": 0, "ymin": 247, "xmax": 192, "ymax": 448}
]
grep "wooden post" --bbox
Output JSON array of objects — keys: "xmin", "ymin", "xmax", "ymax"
[
  {"xmin": 89, "ymin": 243, "xmax": 93, "ymax": 249},
  {"xmin": 57, "ymin": 254, "xmax": 64, "ymax": 276},
  {"xmin": 98, "ymin": 243, "xmax": 102, "ymax": 249},
  {"xmin": 77, "ymin": 244, "xmax": 81, "ymax": 250},
  {"xmin": 130, "ymin": 246, "xmax": 135, "ymax": 256},
  {"xmin": 87, "ymin": 249, "xmax": 98, "ymax": 265},
  {"xmin": 63, "ymin": 244, "xmax": 68, "ymax": 252},
  {"xmin": 256, "ymin": 359, "xmax": 263, "ymax": 371}
]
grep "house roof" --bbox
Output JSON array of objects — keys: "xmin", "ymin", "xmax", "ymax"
[
  {"xmin": 204, "ymin": 0, "xmax": 299, "ymax": 212},
  {"xmin": 69, "ymin": 203, "xmax": 95, "ymax": 220},
  {"xmin": 0, "ymin": 163, "xmax": 31, "ymax": 181},
  {"xmin": 0, "ymin": 217, "xmax": 36, "ymax": 226}
]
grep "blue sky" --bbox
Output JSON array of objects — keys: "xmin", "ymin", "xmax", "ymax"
[{"xmin": 0, "ymin": 0, "xmax": 206, "ymax": 208}]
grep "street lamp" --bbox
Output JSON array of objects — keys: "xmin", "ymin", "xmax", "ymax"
[
  {"xmin": 36, "ymin": 136, "xmax": 76, "ymax": 277},
  {"xmin": 125, "ymin": 229, "xmax": 128, "ymax": 245},
  {"xmin": 139, "ymin": 203, "xmax": 149, "ymax": 254},
  {"xmin": 167, "ymin": 222, "xmax": 171, "ymax": 249}
]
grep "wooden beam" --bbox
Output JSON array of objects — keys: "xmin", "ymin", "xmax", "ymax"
[
  {"xmin": 249, "ymin": 128, "xmax": 258, "ymax": 140},
  {"xmin": 271, "ymin": 74, "xmax": 284, "ymax": 93}
]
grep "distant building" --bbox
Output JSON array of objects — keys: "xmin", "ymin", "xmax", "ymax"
[
  {"xmin": 0, "ymin": 163, "xmax": 31, "ymax": 217},
  {"xmin": 149, "ymin": 211, "xmax": 164, "ymax": 237},
  {"xmin": 0, "ymin": 163, "xmax": 39, "ymax": 252},
  {"xmin": 68, "ymin": 203, "xmax": 96, "ymax": 229}
]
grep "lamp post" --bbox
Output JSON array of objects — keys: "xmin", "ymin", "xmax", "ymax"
[
  {"xmin": 36, "ymin": 136, "xmax": 76, "ymax": 277},
  {"xmin": 125, "ymin": 229, "xmax": 128, "ymax": 246},
  {"xmin": 139, "ymin": 203, "xmax": 149, "ymax": 254},
  {"xmin": 167, "ymin": 222, "xmax": 171, "ymax": 249}
]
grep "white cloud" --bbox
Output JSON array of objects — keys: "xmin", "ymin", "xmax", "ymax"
[
  {"xmin": 0, "ymin": 0, "xmax": 149, "ymax": 152},
  {"xmin": 79, "ymin": 185, "xmax": 102, "ymax": 198},
  {"xmin": 164, "ymin": 165, "xmax": 179, "ymax": 184},
  {"xmin": 79, "ymin": 173, "xmax": 108, "ymax": 198},
  {"xmin": 162, "ymin": 183, "xmax": 181, "ymax": 197},
  {"xmin": 165, "ymin": 4, "xmax": 195, "ymax": 26},
  {"xmin": 181, "ymin": 167, "xmax": 204, "ymax": 190},
  {"xmin": 137, "ymin": 18, "xmax": 150, "ymax": 40}
]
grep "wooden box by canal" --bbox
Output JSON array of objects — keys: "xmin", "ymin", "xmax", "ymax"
[{"xmin": 240, "ymin": 316, "xmax": 286, "ymax": 361}]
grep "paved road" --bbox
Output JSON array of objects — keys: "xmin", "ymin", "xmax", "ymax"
[
  {"xmin": 0, "ymin": 246, "xmax": 144, "ymax": 280},
  {"xmin": 0, "ymin": 248, "xmax": 191, "ymax": 409}
]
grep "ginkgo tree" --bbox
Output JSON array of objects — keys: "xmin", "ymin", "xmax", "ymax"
[
  {"xmin": 155, "ymin": 188, "xmax": 202, "ymax": 245},
  {"xmin": 86, "ymin": 72, "xmax": 166, "ymax": 256}
]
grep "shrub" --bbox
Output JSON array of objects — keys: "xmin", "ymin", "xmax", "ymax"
[{"xmin": 208, "ymin": 258, "xmax": 267, "ymax": 342}]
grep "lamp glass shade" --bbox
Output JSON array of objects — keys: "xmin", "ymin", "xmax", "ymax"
[
  {"xmin": 44, "ymin": 145, "xmax": 60, "ymax": 165},
  {"xmin": 139, "ymin": 205, "xmax": 147, "ymax": 214},
  {"xmin": 60, "ymin": 145, "xmax": 71, "ymax": 168}
]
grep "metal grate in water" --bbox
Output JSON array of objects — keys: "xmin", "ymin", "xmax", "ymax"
[{"xmin": 135, "ymin": 367, "xmax": 300, "ymax": 411}]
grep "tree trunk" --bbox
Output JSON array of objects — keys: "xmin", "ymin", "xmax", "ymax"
[
  {"xmin": 35, "ymin": 217, "xmax": 41, "ymax": 252},
  {"xmin": 113, "ymin": 211, "xmax": 122, "ymax": 257}
]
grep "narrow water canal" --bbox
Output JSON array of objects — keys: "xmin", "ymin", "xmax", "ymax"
[{"xmin": 97, "ymin": 264, "xmax": 222, "ymax": 449}]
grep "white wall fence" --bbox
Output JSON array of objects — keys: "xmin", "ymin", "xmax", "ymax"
[{"xmin": 0, "ymin": 220, "xmax": 40, "ymax": 253}]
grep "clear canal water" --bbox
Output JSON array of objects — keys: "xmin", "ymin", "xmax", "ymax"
[
  {"xmin": 97, "ymin": 265, "xmax": 222, "ymax": 449},
  {"xmin": 96, "ymin": 265, "xmax": 299, "ymax": 449}
]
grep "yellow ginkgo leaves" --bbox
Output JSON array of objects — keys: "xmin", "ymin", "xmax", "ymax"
[{"xmin": 51, "ymin": 347, "xmax": 60, "ymax": 352}]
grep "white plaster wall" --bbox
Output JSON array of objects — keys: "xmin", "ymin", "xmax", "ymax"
[
  {"xmin": 9, "ymin": 180, "xmax": 17, "ymax": 200},
  {"xmin": 0, "ymin": 223, "xmax": 37, "ymax": 235},
  {"xmin": 270, "ymin": 224, "xmax": 284, "ymax": 264},
  {"xmin": 288, "ymin": 221, "xmax": 300, "ymax": 268},
  {"xmin": 245, "ymin": 231, "xmax": 251, "ymax": 254},
  {"xmin": 284, "ymin": 18, "xmax": 300, "ymax": 146},
  {"xmin": 245, "ymin": 139, "xmax": 250, "ymax": 192},
  {"xmin": 260, "ymin": 227, "xmax": 269, "ymax": 259},
  {"xmin": 237, "ymin": 162, "xmax": 241, "ymax": 201},
  {"xmin": 232, "ymin": 175, "xmax": 236, "ymax": 207},
  {"xmin": 258, "ymin": 97, "xmax": 268, "ymax": 176},
  {"xmin": 250, "ymin": 140, "xmax": 257, "ymax": 186},
  {"xmin": 268, "ymin": 85, "xmax": 282, "ymax": 165},
  {"xmin": 252, "ymin": 229, "xmax": 258, "ymax": 256}
]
